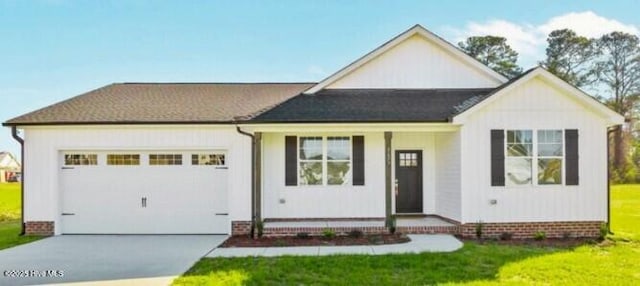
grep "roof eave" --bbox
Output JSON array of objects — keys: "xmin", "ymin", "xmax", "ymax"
[{"xmin": 3, "ymin": 120, "xmax": 239, "ymax": 127}]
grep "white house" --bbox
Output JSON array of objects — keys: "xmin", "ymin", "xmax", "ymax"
[
  {"xmin": 0, "ymin": 152, "xmax": 20, "ymax": 183},
  {"xmin": 4, "ymin": 25, "xmax": 623, "ymax": 238}
]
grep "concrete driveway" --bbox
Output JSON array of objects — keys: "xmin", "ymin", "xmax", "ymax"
[{"xmin": 0, "ymin": 235, "xmax": 227, "ymax": 286}]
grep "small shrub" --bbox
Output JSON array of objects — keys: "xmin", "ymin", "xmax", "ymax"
[
  {"xmin": 256, "ymin": 220, "xmax": 264, "ymax": 238},
  {"xmin": 274, "ymin": 239, "xmax": 287, "ymax": 247},
  {"xmin": 322, "ymin": 228, "xmax": 336, "ymax": 239},
  {"xmin": 387, "ymin": 215, "xmax": 397, "ymax": 234},
  {"xmin": 475, "ymin": 221, "xmax": 484, "ymax": 239},
  {"xmin": 347, "ymin": 229, "xmax": 364, "ymax": 238},
  {"xmin": 499, "ymin": 232, "xmax": 513, "ymax": 241},
  {"xmin": 599, "ymin": 223, "xmax": 609, "ymax": 240},
  {"xmin": 368, "ymin": 235, "xmax": 384, "ymax": 245},
  {"xmin": 533, "ymin": 231, "xmax": 547, "ymax": 241},
  {"xmin": 296, "ymin": 232, "xmax": 310, "ymax": 239}
]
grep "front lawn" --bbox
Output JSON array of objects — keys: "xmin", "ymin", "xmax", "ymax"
[
  {"xmin": 0, "ymin": 183, "xmax": 42, "ymax": 250},
  {"xmin": 174, "ymin": 185, "xmax": 640, "ymax": 285},
  {"xmin": 0, "ymin": 182, "xmax": 21, "ymax": 222}
]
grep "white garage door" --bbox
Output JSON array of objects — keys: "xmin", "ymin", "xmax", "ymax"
[{"xmin": 59, "ymin": 151, "xmax": 229, "ymax": 234}]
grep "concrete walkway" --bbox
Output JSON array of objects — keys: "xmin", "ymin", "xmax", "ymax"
[
  {"xmin": 207, "ymin": 234, "xmax": 462, "ymax": 258},
  {"xmin": 0, "ymin": 235, "xmax": 227, "ymax": 286}
]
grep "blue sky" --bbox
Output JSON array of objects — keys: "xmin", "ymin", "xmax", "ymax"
[{"xmin": 1, "ymin": 0, "xmax": 639, "ymax": 157}]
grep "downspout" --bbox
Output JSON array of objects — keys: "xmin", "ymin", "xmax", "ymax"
[
  {"xmin": 236, "ymin": 126, "xmax": 256, "ymax": 238},
  {"xmin": 606, "ymin": 125, "xmax": 621, "ymax": 234},
  {"xmin": 10, "ymin": 126, "xmax": 25, "ymax": 236}
]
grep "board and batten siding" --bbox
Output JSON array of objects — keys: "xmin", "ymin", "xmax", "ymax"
[
  {"xmin": 326, "ymin": 35, "xmax": 500, "ymax": 89},
  {"xmin": 262, "ymin": 132, "xmax": 386, "ymax": 219},
  {"xmin": 22, "ymin": 125, "xmax": 252, "ymax": 235},
  {"xmin": 459, "ymin": 78, "xmax": 609, "ymax": 224},
  {"xmin": 391, "ymin": 132, "xmax": 438, "ymax": 214},
  {"xmin": 434, "ymin": 132, "xmax": 462, "ymax": 222}
]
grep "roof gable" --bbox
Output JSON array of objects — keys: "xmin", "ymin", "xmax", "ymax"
[
  {"xmin": 452, "ymin": 67, "xmax": 624, "ymax": 125},
  {"xmin": 0, "ymin": 152, "xmax": 19, "ymax": 168},
  {"xmin": 305, "ymin": 25, "xmax": 508, "ymax": 93}
]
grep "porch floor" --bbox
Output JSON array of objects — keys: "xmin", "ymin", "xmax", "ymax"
[{"xmin": 396, "ymin": 217, "xmax": 455, "ymax": 227}]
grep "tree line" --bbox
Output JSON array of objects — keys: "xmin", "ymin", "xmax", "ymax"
[{"xmin": 458, "ymin": 30, "xmax": 640, "ymax": 183}]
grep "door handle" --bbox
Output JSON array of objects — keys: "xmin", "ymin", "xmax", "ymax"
[{"xmin": 141, "ymin": 197, "xmax": 147, "ymax": 208}]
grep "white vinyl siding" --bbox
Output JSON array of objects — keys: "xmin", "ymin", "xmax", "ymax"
[
  {"xmin": 460, "ymin": 77, "xmax": 608, "ymax": 224},
  {"xmin": 434, "ymin": 132, "xmax": 462, "ymax": 222},
  {"xmin": 327, "ymin": 35, "xmax": 500, "ymax": 89},
  {"xmin": 263, "ymin": 132, "xmax": 384, "ymax": 219},
  {"xmin": 22, "ymin": 125, "xmax": 251, "ymax": 235}
]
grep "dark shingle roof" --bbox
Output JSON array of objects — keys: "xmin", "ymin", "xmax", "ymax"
[
  {"xmin": 4, "ymin": 83, "xmax": 314, "ymax": 125},
  {"xmin": 251, "ymin": 88, "xmax": 495, "ymax": 123}
]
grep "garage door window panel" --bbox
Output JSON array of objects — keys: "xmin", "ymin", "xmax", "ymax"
[
  {"xmin": 149, "ymin": 154, "xmax": 182, "ymax": 165},
  {"xmin": 107, "ymin": 154, "xmax": 140, "ymax": 166},
  {"xmin": 64, "ymin": 154, "xmax": 98, "ymax": 165},
  {"xmin": 192, "ymin": 154, "xmax": 226, "ymax": 165}
]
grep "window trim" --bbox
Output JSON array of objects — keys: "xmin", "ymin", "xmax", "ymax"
[
  {"xmin": 297, "ymin": 136, "xmax": 352, "ymax": 186},
  {"xmin": 504, "ymin": 129, "xmax": 565, "ymax": 187}
]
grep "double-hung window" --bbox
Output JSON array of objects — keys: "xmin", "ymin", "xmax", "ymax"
[
  {"xmin": 505, "ymin": 129, "xmax": 563, "ymax": 186},
  {"xmin": 506, "ymin": 130, "xmax": 533, "ymax": 186},
  {"xmin": 537, "ymin": 130, "xmax": 563, "ymax": 185},
  {"xmin": 299, "ymin": 136, "xmax": 351, "ymax": 186}
]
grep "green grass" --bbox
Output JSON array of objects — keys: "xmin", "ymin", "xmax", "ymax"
[
  {"xmin": 0, "ymin": 183, "xmax": 21, "ymax": 222},
  {"xmin": 174, "ymin": 185, "xmax": 640, "ymax": 285},
  {"xmin": 0, "ymin": 183, "xmax": 42, "ymax": 250},
  {"xmin": 610, "ymin": 184, "xmax": 640, "ymax": 241}
]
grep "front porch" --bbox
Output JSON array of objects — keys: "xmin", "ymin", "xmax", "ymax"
[
  {"xmin": 241, "ymin": 124, "xmax": 464, "ymax": 237},
  {"xmin": 263, "ymin": 216, "xmax": 459, "ymax": 237}
]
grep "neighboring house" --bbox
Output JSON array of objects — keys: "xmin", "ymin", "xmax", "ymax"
[
  {"xmin": 3, "ymin": 25, "xmax": 623, "ymax": 238},
  {"xmin": 0, "ymin": 152, "xmax": 20, "ymax": 183}
]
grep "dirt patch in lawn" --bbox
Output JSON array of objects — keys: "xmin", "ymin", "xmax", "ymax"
[{"xmin": 221, "ymin": 234, "xmax": 411, "ymax": 248}]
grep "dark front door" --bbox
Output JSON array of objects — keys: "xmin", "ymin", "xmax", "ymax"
[{"xmin": 395, "ymin": 150, "xmax": 423, "ymax": 213}]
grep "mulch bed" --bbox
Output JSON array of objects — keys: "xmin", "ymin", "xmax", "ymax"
[{"xmin": 221, "ymin": 234, "xmax": 411, "ymax": 248}]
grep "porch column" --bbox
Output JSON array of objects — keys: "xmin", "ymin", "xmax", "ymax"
[
  {"xmin": 384, "ymin": 131, "xmax": 392, "ymax": 227},
  {"xmin": 254, "ymin": 132, "xmax": 262, "ymax": 222}
]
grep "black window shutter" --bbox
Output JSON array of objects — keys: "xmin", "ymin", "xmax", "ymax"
[
  {"xmin": 285, "ymin": 136, "xmax": 297, "ymax": 186},
  {"xmin": 491, "ymin": 130, "xmax": 505, "ymax": 186},
  {"xmin": 352, "ymin": 136, "xmax": 365, "ymax": 185},
  {"xmin": 565, "ymin": 129, "xmax": 579, "ymax": 185}
]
